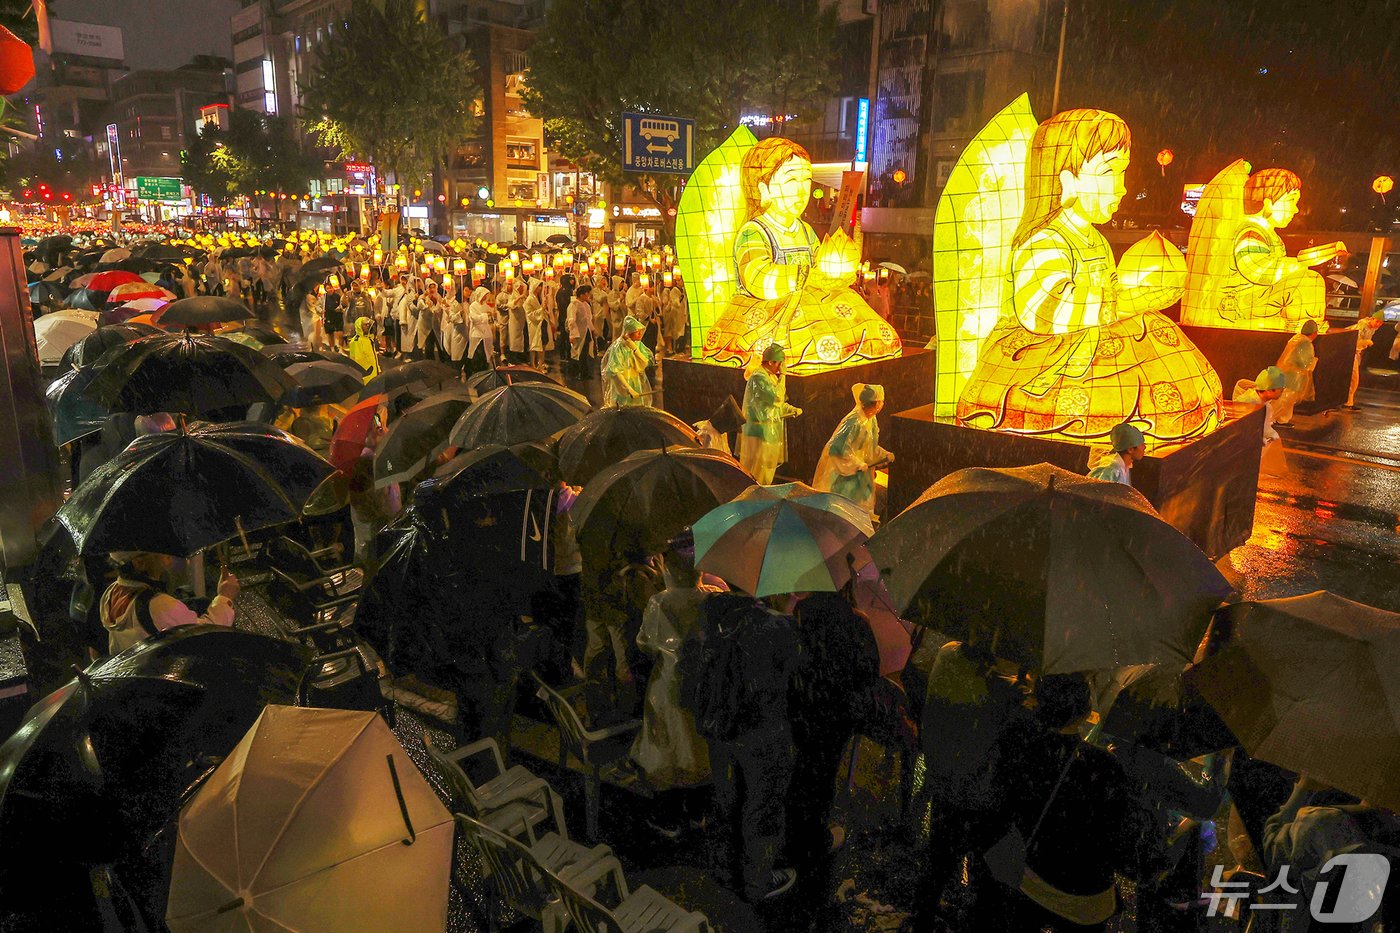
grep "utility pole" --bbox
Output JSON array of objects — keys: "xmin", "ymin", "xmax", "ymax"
[{"xmin": 1052, "ymin": 0, "xmax": 1069, "ymax": 114}]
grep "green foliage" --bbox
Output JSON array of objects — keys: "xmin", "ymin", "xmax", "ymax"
[
  {"xmin": 523, "ymin": 0, "xmax": 842, "ymax": 215},
  {"xmin": 182, "ymin": 110, "xmax": 318, "ymax": 203},
  {"xmin": 299, "ymin": 0, "xmax": 480, "ymax": 189},
  {"xmin": 4, "ymin": 135, "xmax": 102, "ymax": 195}
]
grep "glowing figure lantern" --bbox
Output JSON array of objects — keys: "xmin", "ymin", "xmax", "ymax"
[
  {"xmin": 1181, "ymin": 159, "xmax": 1341, "ymax": 332},
  {"xmin": 674, "ymin": 128, "xmax": 901, "ymax": 371},
  {"xmin": 937, "ymin": 97, "xmax": 1223, "ymax": 451}
]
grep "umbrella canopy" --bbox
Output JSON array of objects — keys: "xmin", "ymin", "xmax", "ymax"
[
  {"xmin": 108, "ymin": 281, "xmax": 175, "ymax": 303},
  {"xmin": 57, "ymin": 421, "xmax": 332, "ymax": 556},
  {"xmin": 449, "ymin": 381, "xmax": 592, "ymax": 448},
  {"xmin": 432, "ymin": 442, "xmax": 557, "ymax": 498},
  {"xmin": 166, "ymin": 705, "xmax": 452, "ymax": 933},
  {"xmin": 64, "ymin": 287, "xmax": 107, "ymax": 311},
  {"xmin": 159, "ymin": 296, "xmax": 254, "ymax": 327},
  {"xmin": 1326, "ymin": 274, "xmax": 1358, "ymax": 289},
  {"xmin": 555, "ymin": 405, "xmax": 699, "ymax": 486},
  {"xmin": 296, "ymin": 255, "xmax": 342, "ymax": 283},
  {"xmin": 100, "ymin": 296, "xmax": 169, "ymax": 325},
  {"xmin": 1094, "ymin": 662, "xmax": 1237, "ymax": 759},
  {"xmin": 868, "ymin": 462, "xmax": 1230, "ymax": 673},
  {"xmin": 33, "ymin": 309, "xmax": 99, "ymax": 365},
  {"xmin": 44, "ymin": 366, "xmax": 108, "ymax": 446},
  {"xmin": 1186, "ymin": 592, "xmax": 1400, "ymax": 808},
  {"xmin": 573, "ymin": 445, "xmax": 754, "ymax": 564},
  {"xmin": 100, "ymin": 248, "xmax": 132, "ymax": 264},
  {"xmin": 466, "ymin": 364, "xmax": 559, "ymax": 395},
  {"xmin": 330, "ymin": 394, "xmax": 386, "ymax": 472},
  {"xmin": 60, "ymin": 322, "xmax": 150, "ymax": 371},
  {"xmin": 283, "ymin": 359, "xmax": 367, "ymax": 407},
  {"xmin": 0, "ymin": 628, "xmax": 309, "ymax": 908},
  {"xmin": 693, "ymin": 482, "xmax": 874, "ymax": 597},
  {"xmin": 359, "ymin": 359, "xmax": 459, "ymax": 403},
  {"xmin": 544, "ymin": 233, "xmax": 573, "ymax": 245},
  {"xmin": 878, "ymin": 261, "xmax": 908, "ymax": 275},
  {"xmin": 86, "ymin": 333, "xmax": 297, "ymax": 415},
  {"xmin": 263, "ymin": 344, "xmax": 351, "ymax": 367},
  {"xmin": 87, "ymin": 269, "xmax": 143, "ymax": 292},
  {"xmin": 372, "ymin": 386, "xmax": 474, "ymax": 487},
  {"xmin": 240, "ymin": 322, "xmax": 287, "ymax": 345},
  {"xmin": 27, "ymin": 280, "xmax": 65, "ymax": 308}
]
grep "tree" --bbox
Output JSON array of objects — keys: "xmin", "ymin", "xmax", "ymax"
[
  {"xmin": 4, "ymin": 135, "xmax": 102, "ymax": 198},
  {"xmin": 522, "ymin": 0, "xmax": 842, "ymax": 240},
  {"xmin": 182, "ymin": 110, "xmax": 318, "ymax": 218},
  {"xmin": 299, "ymin": 0, "xmax": 480, "ymax": 231}
]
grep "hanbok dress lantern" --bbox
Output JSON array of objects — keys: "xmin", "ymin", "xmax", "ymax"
[
  {"xmin": 934, "ymin": 97, "xmax": 1223, "ymax": 452},
  {"xmin": 675, "ymin": 131, "xmax": 901, "ymax": 371}
]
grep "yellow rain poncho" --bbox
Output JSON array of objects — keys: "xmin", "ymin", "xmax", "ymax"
[
  {"xmin": 739, "ymin": 344, "xmax": 801, "ymax": 484},
  {"xmin": 601, "ymin": 315, "xmax": 654, "ymax": 407},
  {"xmin": 347, "ymin": 318, "xmax": 380, "ymax": 382},
  {"xmin": 812, "ymin": 383, "xmax": 891, "ymax": 512}
]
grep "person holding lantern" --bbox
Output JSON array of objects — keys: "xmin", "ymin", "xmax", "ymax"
[
  {"xmin": 524, "ymin": 278, "xmax": 550, "ymax": 371},
  {"xmin": 812, "ymin": 383, "xmax": 894, "ymax": 515},
  {"xmin": 740, "ymin": 343, "xmax": 803, "ymax": 484},
  {"xmin": 466, "ymin": 285, "xmax": 497, "ymax": 375},
  {"xmin": 662, "ymin": 276, "xmax": 688, "ymax": 357},
  {"xmin": 602, "ymin": 315, "xmax": 654, "ymax": 408}
]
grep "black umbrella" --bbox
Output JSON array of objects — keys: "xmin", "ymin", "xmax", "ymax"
[
  {"xmin": 27, "ymin": 280, "xmax": 64, "ymax": 309},
  {"xmin": 241, "ymin": 322, "xmax": 287, "ymax": 345},
  {"xmin": 32, "ymin": 234, "xmax": 73, "ymax": 263},
  {"xmin": 159, "ymin": 296, "xmax": 253, "ymax": 327},
  {"xmin": 85, "ymin": 333, "xmax": 297, "ymax": 415},
  {"xmin": 60, "ymin": 323, "xmax": 151, "ymax": 372},
  {"xmin": 555, "ymin": 405, "xmax": 699, "ymax": 486},
  {"xmin": 434, "ymin": 439, "xmax": 558, "ymax": 484},
  {"xmin": 868, "ymin": 463, "xmax": 1231, "ymax": 673},
  {"xmin": 449, "ymin": 382, "xmax": 592, "ymax": 449},
  {"xmin": 65, "ymin": 287, "xmax": 107, "ymax": 311},
  {"xmin": 297, "ymin": 256, "xmax": 343, "ymax": 284},
  {"xmin": 45, "ymin": 366, "xmax": 108, "ymax": 446},
  {"xmin": 283, "ymin": 359, "xmax": 367, "ymax": 407},
  {"xmin": 372, "ymin": 386, "xmax": 474, "ymax": 487},
  {"xmin": 466, "ymin": 364, "xmax": 559, "ymax": 395},
  {"xmin": 544, "ymin": 234, "xmax": 573, "ymax": 245},
  {"xmin": 135, "ymin": 243, "xmax": 190, "ymax": 261},
  {"xmin": 57, "ymin": 420, "xmax": 332, "ymax": 556},
  {"xmin": 572, "ymin": 445, "xmax": 754, "ymax": 564},
  {"xmin": 1095, "ymin": 663, "xmax": 1237, "ymax": 759},
  {"xmin": 0, "ymin": 627, "xmax": 310, "ymax": 912},
  {"xmin": 358, "ymin": 359, "xmax": 458, "ymax": 402},
  {"xmin": 262, "ymin": 344, "xmax": 353, "ymax": 367},
  {"xmin": 430, "ymin": 442, "xmax": 556, "ymax": 499}
]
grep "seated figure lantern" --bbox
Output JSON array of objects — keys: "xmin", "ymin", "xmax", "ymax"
[
  {"xmin": 934, "ymin": 96, "xmax": 1223, "ymax": 451},
  {"xmin": 1180, "ymin": 159, "xmax": 1342, "ymax": 332},
  {"xmin": 675, "ymin": 129, "xmax": 901, "ymax": 372}
]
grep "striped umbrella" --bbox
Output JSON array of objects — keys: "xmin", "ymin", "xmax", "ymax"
[{"xmin": 692, "ymin": 482, "xmax": 874, "ymax": 597}]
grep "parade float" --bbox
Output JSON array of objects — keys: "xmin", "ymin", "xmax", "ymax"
[
  {"xmin": 1177, "ymin": 158, "xmax": 1358, "ymax": 412},
  {"xmin": 665, "ymin": 126, "xmax": 934, "ymax": 479},
  {"xmin": 886, "ymin": 96, "xmax": 1264, "ymax": 557}
]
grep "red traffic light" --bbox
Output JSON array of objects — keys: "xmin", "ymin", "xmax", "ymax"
[
  {"xmin": 42, "ymin": 191, "xmax": 52, "ymax": 200},
  {"xmin": 37, "ymin": 183, "xmax": 49, "ymax": 192},
  {"xmin": 61, "ymin": 192, "xmax": 71, "ymax": 201},
  {"xmin": 21, "ymin": 188, "xmax": 31, "ymax": 199}
]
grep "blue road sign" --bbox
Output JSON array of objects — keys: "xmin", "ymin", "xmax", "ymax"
[{"xmin": 622, "ymin": 111, "xmax": 695, "ymax": 175}]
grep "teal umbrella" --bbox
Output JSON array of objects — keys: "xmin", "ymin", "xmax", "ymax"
[
  {"xmin": 692, "ymin": 482, "xmax": 874, "ymax": 597},
  {"xmin": 45, "ymin": 365, "xmax": 108, "ymax": 446}
]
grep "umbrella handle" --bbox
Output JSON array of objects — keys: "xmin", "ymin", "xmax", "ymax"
[{"xmin": 386, "ymin": 754, "xmax": 417, "ymax": 845}]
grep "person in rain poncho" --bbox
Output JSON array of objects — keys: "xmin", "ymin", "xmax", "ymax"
[
  {"xmin": 592, "ymin": 274, "xmax": 612, "ymax": 344},
  {"xmin": 441, "ymin": 285, "xmax": 468, "ymax": 372},
  {"xmin": 1274, "ymin": 319, "xmax": 1319, "ymax": 424},
  {"xmin": 298, "ymin": 286, "xmax": 323, "ymax": 349},
  {"xmin": 812, "ymin": 383, "xmax": 894, "ymax": 514},
  {"xmin": 1088, "ymin": 423, "xmax": 1146, "ymax": 485},
  {"xmin": 1233, "ymin": 365, "xmax": 1288, "ymax": 475},
  {"xmin": 346, "ymin": 317, "xmax": 381, "ymax": 382},
  {"xmin": 740, "ymin": 343, "xmax": 803, "ymax": 484},
  {"xmin": 602, "ymin": 315, "xmax": 654, "ymax": 407},
  {"xmin": 466, "ymin": 285, "xmax": 496, "ymax": 375},
  {"xmin": 567, "ymin": 283, "xmax": 598, "ymax": 376},
  {"xmin": 1344, "ymin": 310, "xmax": 1385, "ymax": 408},
  {"xmin": 99, "ymin": 551, "xmax": 237, "ymax": 656},
  {"xmin": 504, "ymin": 279, "xmax": 527, "ymax": 363},
  {"xmin": 395, "ymin": 278, "xmax": 420, "ymax": 356},
  {"xmin": 662, "ymin": 280, "xmax": 688, "ymax": 356},
  {"xmin": 609, "ymin": 275, "xmax": 628, "ymax": 343},
  {"xmin": 629, "ymin": 534, "xmax": 717, "ymax": 790},
  {"xmin": 524, "ymin": 278, "xmax": 550, "ymax": 371}
]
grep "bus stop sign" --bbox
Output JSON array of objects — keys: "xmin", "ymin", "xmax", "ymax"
[{"xmin": 622, "ymin": 112, "xmax": 694, "ymax": 175}]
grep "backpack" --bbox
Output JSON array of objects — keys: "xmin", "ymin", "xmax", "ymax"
[{"xmin": 680, "ymin": 616, "xmax": 748, "ymax": 743}]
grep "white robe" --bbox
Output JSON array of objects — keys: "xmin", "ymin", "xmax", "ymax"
[{"xmin": 467, "ymin": 300, "xmax": 496, "ymax": 363}]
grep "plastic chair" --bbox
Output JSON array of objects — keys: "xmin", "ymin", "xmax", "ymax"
[
  {"xmin": 421, "ymin": 734, "xmax": 565, "ymax": 841},
  {"xmin": 533, "ymin": 673, "xmax": 640, "ymax": 839},
  {"xmin": 455, "ymin": 812, "xmax": 618, "ymax": 933},
  {"xmin": 539, "ymin": 849, "xmax": 712, "ymax": 933}
]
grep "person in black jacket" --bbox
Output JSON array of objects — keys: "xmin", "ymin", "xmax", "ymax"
[
  {"xmin": 784, "ymin": 592, "xmax": 881, "ymax": 920},
  {"xmin": 554, "ymin": 273, "xmax": 575, "ymax": 374},
  {"xmin": 686, "ymin": 592, "xmax": 801, "ymax": 902}
]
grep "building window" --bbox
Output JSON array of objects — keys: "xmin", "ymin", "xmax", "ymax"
[
  {"xmin": 506, "ymin": 176, "xmax": 537, "ymax": 202},
  {"xmin": 235, "ymin": 57, "xmax": 263, "ymax": 75},
  {"xmin": 505, "ymin": 138, "xmax": 538, "ymax": 167},
  {"xmin": 233, "ymin": 24, "xmax": 262, "ymax": 44},
  {"xmin": 931, "ymin": 69, "xmax": 985, "ymax": 134},
  {"xmin": 161, "ymin": 125, "xmax": 172, "ymax": 139}
]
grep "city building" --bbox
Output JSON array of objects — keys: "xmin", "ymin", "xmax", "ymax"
[{"xmin": 104, "ymin": 62, "xmax": 232, "ymax": 182}]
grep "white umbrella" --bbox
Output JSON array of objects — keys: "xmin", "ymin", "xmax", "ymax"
[
  {"xmin": 100, "ymin": 247, "xmax": 132, "ymax": 263},
  {"xmin": 33, "ymin": 309, "xmax": 99, "ymax": 364},
  {"xmin": 166, "ymin": 705, "xmax": 453, "ymax": 933},
  {"xmin": 878, "ymin": 261, "xmax": 908, "ymax": 275},
  {"xmin": 1327, "ymin": 274, "xmax": 1358, "ymax": 288}
]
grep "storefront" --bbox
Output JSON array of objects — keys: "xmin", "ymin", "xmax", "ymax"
[
  {"xmin": 611, "ymin": 204, "xmax": 665, "ymax": 247},
  {"xmin": 453, "ymin": 208, "xmax": 572, "ymax": 245}
]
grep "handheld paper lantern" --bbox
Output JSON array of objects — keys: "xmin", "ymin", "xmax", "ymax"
[{"xmin": 1374, "ymin": 175, "xmax": 1394, "ymax": 198}]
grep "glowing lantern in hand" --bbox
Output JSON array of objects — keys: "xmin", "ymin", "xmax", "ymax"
[
  {"xmin": 815, "ymin": 228, "xmax": 859, "ymax": 281},
  {"xmin": 1157, "ymin": 149, "xmax": 1174, "ymax": 177},
  {"xmin": 1374, "ymin": 175, "xmax": 1394, "ymax": 201}
]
